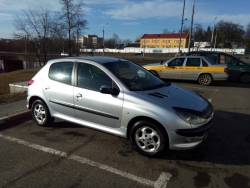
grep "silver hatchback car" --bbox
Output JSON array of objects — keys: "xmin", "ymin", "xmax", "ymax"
[{"xmin": 27, "ymin": 56, "xmax": 214, "ymax": 157}]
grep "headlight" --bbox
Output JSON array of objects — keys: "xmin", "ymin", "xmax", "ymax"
[{"xmin": 176, "ymin": 111, "xmax": 207, "ymax": 125}]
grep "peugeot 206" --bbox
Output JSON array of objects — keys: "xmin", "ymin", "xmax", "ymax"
[{"xmin": 27, "ymin": 56, "xmax": 214, "ymax": 157}]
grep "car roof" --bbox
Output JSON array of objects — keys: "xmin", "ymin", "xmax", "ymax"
[
  {"xmin": 187, "ymin": 51, "xmax": 229, "ymax": 55},
  {"xmin": 48, "ymin": 56, "xmax": 127, "ymax": 64}
]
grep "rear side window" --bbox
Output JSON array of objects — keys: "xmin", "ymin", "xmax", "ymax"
[
  {"xmin": 186, "ymin": 58, "xmax": 201, "ymax": 66},
  {"xmin": 49, "ymin": 62, "xmax": 74, "ymax": 85}
]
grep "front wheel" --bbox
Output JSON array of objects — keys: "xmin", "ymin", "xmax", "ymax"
[
  {"xmin": 129, "ymin": 120, "xmax": 168, "ymax": 157},
  {"xmin": 240, "ymin": 73, "xmax": 250, "ymax": 84},
  {"xmin": 31, "ymin": 100, "xmax": 54, "ymax": 127},
  {"xmin": 198, "ymin": 74, "xmax": 213, "ymax": 86}
]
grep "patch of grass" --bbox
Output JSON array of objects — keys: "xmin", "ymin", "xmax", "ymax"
[{"xmin": 0, "ymin": 68, "xmax": 40, "ymax": 103}]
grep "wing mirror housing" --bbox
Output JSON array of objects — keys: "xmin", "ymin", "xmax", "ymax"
[{"xmin": 100, "ymin": 85, "xmax": 119, "ymax": 95}]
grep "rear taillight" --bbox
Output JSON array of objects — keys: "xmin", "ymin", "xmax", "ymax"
[
  {"xmin": 224, "ymin": 68, "xmax": 228, "ymax": 73},
  {"xmin": 28, "ymin": 80, "xmax": 34, "ymax": 86}
]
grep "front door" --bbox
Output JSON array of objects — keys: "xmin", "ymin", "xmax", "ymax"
[
  {"xmin": 162, "ymin": 57, "xmax": 185, "ymax": 79},
  {"xmin": 74, "ymin": 62, "xmax": 123, "ymax": 128}
]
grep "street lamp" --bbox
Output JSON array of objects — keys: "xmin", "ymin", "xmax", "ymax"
[
  {"xmin": 210, "ymin": 17, "xmax": 217, "ymax": 50},
  {"xmin": 102, "ymin": 23, "xmax": 108, "ymax": 56},
  {"xmin": 178, "ymin": 0, "xmax": 186, "ymax": 52}
]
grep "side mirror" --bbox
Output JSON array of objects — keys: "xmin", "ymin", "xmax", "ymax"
[{"xmin": 100, "ymin": 85, "xmax": 119, "ymax": 95}]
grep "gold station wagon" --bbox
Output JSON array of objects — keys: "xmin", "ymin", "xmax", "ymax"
[{"xmin": 143, "ymin": 56, "xmax": 228, "ymax": 85}]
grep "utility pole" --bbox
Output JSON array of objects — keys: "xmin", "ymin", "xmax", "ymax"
[
  {"xmin": 102, "ymin": 23, "xmax": 108, "ymax": 56},
  {"xmin": 188, "ymin": 0, "xmax": 195, "ymax": 52},
  {"xmin": 178, "ymin": 0, "xmax": 186, "ymax": 52},
  {"xmin": 210, "ymin": 17, "xmax": 217, "ymax": 50}
]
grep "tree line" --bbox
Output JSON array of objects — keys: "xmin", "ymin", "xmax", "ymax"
[{"xmin": 163, "ymin": 20, "xmax": 250, "ymax": 49}]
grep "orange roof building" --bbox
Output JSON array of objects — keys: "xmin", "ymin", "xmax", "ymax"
[{"xmin": 140, "ymin": 33, "xmax": 189, "ymax": 48}]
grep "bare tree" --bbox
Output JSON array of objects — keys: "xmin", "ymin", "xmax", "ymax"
[
  {"xmin": 13, "ymin": 7, "xmax": 57, "ymax": 66},
  {"xmin": 216, "ymin": 20, "xmax": 245, "ymax": 48},
  {"xmin": 245, "ymin": 22, "xmax": 250, "ymax": 49},
  {"xmin": 56, "ymin": 0, "xmax": 88, "ymax": 56}
]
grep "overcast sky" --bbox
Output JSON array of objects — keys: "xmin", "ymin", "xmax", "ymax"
[{"xmin": 1, "ymin": 0, "xmax": 250, "ymax": 41}]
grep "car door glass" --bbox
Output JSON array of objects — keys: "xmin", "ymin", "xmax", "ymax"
[
  {"xmin": 186, "ymin": 58, "xmax": 201, "ymax": 67},
  {"xmin": 202, "ymin": 59, "xmax": 208, "ymax": 67},
  {"xmin": 49, "ymin": 62, "xmax": 73, "ymax": 85},
  {"xmin": 168, "ymin": 58, "xmax": 184, "ymax": 66},
  {"xmin": 77, "ymin": 63, "xmax": 112, "ymax": 91}
]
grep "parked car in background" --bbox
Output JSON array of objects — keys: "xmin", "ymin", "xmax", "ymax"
[
  {"xmin": 185, "ymin": 51, "xmax": 250, "ymax": 84},
  {"xmin": 143, "ymin": 56, "xmax": 228, "ymax": 86},
  {"xmin": 27, "ymin": 56, "xmax": 214, "ymax": 157}
]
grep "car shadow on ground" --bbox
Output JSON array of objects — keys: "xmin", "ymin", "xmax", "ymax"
[{"xmin": 160, "ymin": 110, "xmax": 250, "ymax": 165}]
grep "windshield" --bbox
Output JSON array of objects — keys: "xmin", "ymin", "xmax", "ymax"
[{"xmin": 103, "ymin": 60, "xmax": 170, "ymax": 91}]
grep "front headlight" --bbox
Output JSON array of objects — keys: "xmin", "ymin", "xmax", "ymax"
[{"xmin": 176, "ymin": 111, "xmax": 207, "ymax": 125}]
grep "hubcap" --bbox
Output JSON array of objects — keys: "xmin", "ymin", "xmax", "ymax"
[
  {"xmin": 200, "ymin": 75, "xmax": 210, "ymax": 84},
  {"xmin": 241, "ymin": 74, "xmax": 250, "ymax": 84},
  {"xmin": 34, "ymin": 104, "xmax": 46, "ymax": 124},
  {"xmin": 135, "ymin": 126, "xmax": 161, "ymax": 153}
]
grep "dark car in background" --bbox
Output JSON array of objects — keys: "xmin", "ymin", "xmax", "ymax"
[{"xmin": 185, "ymin": 51, "xmax": 250, "ymax": 84}]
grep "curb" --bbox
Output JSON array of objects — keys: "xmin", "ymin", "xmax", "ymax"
[{"xmin": 0, "ymin": 110, "xmax": 31, "ymax": 125}]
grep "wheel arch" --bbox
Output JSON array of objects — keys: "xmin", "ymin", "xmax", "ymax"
[
  {"xmin": 197, "ymin": 72, "xmax": 214, "ymax": 81},
  {"xmin": 28, "ymin": 96, "xmax": 47, "ymax": 110},
  {"xmin": 126, "ymin": 116, "xmax": 169, "ymax": 141}
]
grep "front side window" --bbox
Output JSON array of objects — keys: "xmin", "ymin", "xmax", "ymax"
[
  {"xmin": 168, "ymin": 58, "xmax": 185, "ymax": 66},
  {"xmin": 49, "ymin": 62, "xmax": 73, "ymax": 84},
  {"xmin": 77, "ymin": 63, "xmax": 112, "ymax": 91}
]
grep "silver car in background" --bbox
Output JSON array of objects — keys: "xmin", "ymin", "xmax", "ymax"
[
  {"xmin": 27, "ymin": 56, "xmax": 214, "ymax": 157},
  {"xmin": 143, "ymin": 56, "xmax": 228, "ymax": 86}
]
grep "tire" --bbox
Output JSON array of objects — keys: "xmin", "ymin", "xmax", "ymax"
[
  {"xmin": 149, "ymin": 70, "xmax": 159, "ymax": 78},
  {"xmin": 240, "ymin": 73, "xmax": 250, "ymax": 84},
  {"xmin": 129, "ymin": 120, "xmax": 168, "ymax": 157},
  {"xmin": 31, "ymin": 100, "xmax": 54, "ymax": 127},
  {"xmin": 198, "ymin": 74, "xmax": 213, "ymax": 86}
]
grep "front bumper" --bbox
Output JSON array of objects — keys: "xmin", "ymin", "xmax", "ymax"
[{"xmin": 168, "ymin": 117, "xmax": 215, "ymax": 150}]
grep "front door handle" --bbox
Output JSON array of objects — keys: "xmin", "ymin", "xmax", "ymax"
[
  {"xmin": 76, "ymin": 93, "xmax": 82, "ymax": 98},
  {"xmin": 45, "ymin": 86, "xmax": 50, "ymax": 90}
]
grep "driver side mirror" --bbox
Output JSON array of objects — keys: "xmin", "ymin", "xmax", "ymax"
[{"xmin": 100, "ymin": 85, "xmax": 119, "ymax": 95}]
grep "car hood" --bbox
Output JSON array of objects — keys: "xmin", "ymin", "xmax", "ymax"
[{"xmin": 134, "ymin": 84, "xmax": 209, "ymax": 112}]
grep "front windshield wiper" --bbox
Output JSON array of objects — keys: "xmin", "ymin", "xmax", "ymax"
[{"xmin": 130, "ymin": 85, "xmax": 144, "ymax": 91}]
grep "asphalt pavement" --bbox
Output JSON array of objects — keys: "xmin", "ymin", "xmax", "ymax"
[{"xmin": 0, "ymin": 99, "xmax": 30, "ymax": 125}]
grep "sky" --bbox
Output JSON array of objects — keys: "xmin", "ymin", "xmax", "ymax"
[{"xmin": 1, "ymin": 0, "xmax": 250, "ymax": 42}]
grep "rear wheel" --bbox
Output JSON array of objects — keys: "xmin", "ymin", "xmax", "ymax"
[
  {"xmin": 31, "ymin": 100, "xmax": 54, "ymax": 127},
  {"xmin": 129, "ymin": 120, "xmax": 168, "ymax": 157},
  {"xmin": 198, "ymin": 74, "xmax": 213, "ymax": 86},
  {"xmin": 240, "ymin": 73, "xmax": 250, "ymax": 84}
]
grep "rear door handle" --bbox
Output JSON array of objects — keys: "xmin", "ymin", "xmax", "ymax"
[{"xmin": 45, "ymin": 86, "xmax": 50, "ymax": 90}]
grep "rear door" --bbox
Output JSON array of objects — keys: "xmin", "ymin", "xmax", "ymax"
[
  {"xmin": 43, "ymin": 61, "xmax": 75, "ymax": 117},
  {"xmin": 182, "ymin": 57, "xmax": 202, "ymax": 80}
]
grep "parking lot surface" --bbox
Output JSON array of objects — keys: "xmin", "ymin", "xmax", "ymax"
[{"xmin": 0, "ymin": 80, "xmax": 250, "ymax": 188}]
